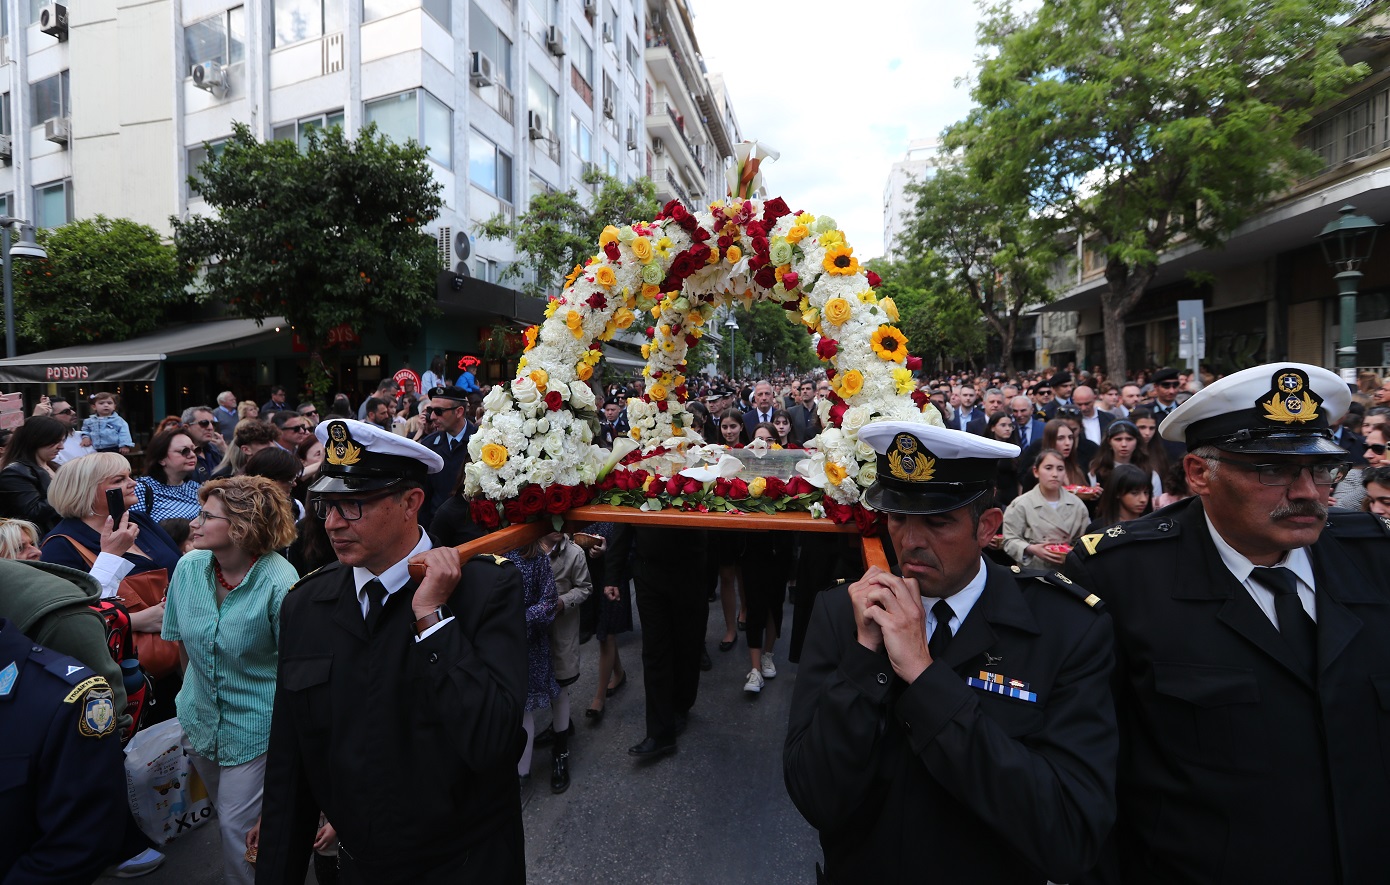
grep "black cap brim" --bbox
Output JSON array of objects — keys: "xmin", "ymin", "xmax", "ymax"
[
  {"xmin": 1213, "ymin": 434, "xmax": 1348, "ymax": 457},
  {"xmin": 308, "ymin": 474, "xmax": 406, "ymax": 495},
  {"xmin": 863, "ymin": 482, "xmax": 990, "ymax": 516}
]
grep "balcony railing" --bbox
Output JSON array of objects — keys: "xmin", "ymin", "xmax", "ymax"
[
  {"xmin": 1298, "ymin": 83, "xmax": 1390, "ymax": 181},
  {"xmin": 662, "ymin": 103, "xmax": 701, "ymax": 170}
]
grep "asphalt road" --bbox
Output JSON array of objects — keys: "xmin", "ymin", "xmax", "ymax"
[{"xmin": 101, "ymin": 592, "xmax": 822, "ymax": 885}]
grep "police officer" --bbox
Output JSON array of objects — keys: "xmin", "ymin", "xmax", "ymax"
[
  {"xmin": 0, "ymin": 618, "xmax": 125, "ymax": 884},
  {"xmin": 419, "ymin": 385, "xmax": 474, "ymax": 527},
  {"xmin": 256, "ymin": 420, "xmax": 527, "ymax": 884},
  {"xmin": 1065, "ymin": 363, "xmax": 1390, "ymax": 884},
  {"xmin": 784, "ymin": 422, "xmax": 1117, "ymax": 884}
]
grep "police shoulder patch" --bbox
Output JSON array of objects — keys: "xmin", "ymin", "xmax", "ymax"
[
  {"xmin": 1324, "ymin": 509, "xmax": 1390, "ymax": 540},
  {"xmin": 75, "ymin": 679, "xmax": 116, "ymax": 739},
  {"xmin": 289, "ymin": 560, "xmax": 342, "ymax": 592},
  {"xmin": 1075, "ymin": 516, "xmax": 1180, "ymax": 559},
  {"xmin": 31, "ymin": 646, "xmax": 93, "ymax": 685}
]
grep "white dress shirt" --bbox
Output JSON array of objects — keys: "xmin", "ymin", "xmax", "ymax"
[
  {"xmin": 1204, "ymin": 512, "xmax": 1317, "ymax": 626},
  {"xmin": 922, "ymin": 556, "xmax": 988, "ymax": 641},
  {"xmin": 352, "ymin": 528, "xmax": 454, "ymax": 641}
]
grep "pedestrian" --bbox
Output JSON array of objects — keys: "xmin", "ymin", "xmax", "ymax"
[
  {"xmin": 182, "ymin": 405, "xmax": 225, "ymax": 481},
  {"xmin": 131, "ymin": 429, "xmax": 203, "ymax": 521},
  {"xmin": 212, "ymin": 420, "xmax": 281, "ymax": 479},
  {"xmin": 81, "ymin": 392, "xmax": 134, "ymax": 454},
  {"xmin": 505, "ymin": 540, "xmax": 559, "ymax": 806},
  {"xmin": 583, "ymin": 525, "xmax": 628, "ymax": 724},
  {"xmin": 255, "ymin": 419, "xmax": 527, "ymax": 884},
  {"xmin": 261, "ymin": 385, "xmax": 291, "ymax": 414},
  {"xmin": 1084, "ymin": 462, "xmax": 1152, "ymax": 532},
  {"xmin": 215, "ymin": 391, "xmax": 242, "ymax": 443},
  {"xmin": 419, "ymin": 385, "xmax": 474, "ymax": 526},
  {"xmin": 1064, "ymin": 363, "xmax": 1390, "ymax": 884},
  {"xmin": 1002, "ymin": 449, "xmax": 1089, "ymax": 567},
  {"xmin": 0, "ymin": 416, "xmax": 65, "ymax": 534},
  {"xmin": 535, "ymin": 531, "xmax": 590, "ymax": 793},
  {"xmin": 785, "ymin": 421, "xmax": 1116, "ymax": 884}
]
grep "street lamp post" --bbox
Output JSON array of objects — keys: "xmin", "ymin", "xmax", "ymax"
[
  {"xmin": 725, "ymin": 312, "xmax": 739, "ymax": 381},
  {"xmin": 1317, "ymin": 204, "xmax": 1381, "ymax": 381},
  {"xmin": 0, "ymin": 218, "xmax": 48, "ymax": 359}
]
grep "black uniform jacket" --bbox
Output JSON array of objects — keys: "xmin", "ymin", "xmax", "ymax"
[
  {"xmin": 255, "ymin": 556, "xmax": 527, "ymax": 885},
  {"xmin": 419, "ymin": 429, "xmax": 473, "ymax": 526},
  {"xmin": 784, "ymin": 559, "xmax": 1117, "ymax": 885},
  {"xmin": 1064, "ymin": 497, "xmax": 1390, "ymax": 885}
]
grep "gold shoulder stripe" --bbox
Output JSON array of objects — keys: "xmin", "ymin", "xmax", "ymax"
[
  {"xmin": 63, "ymin": 675, "xmax": 106, "ymax": 704},
  {"xmin": 1084, "ymin": 594, "xmax": 1101, "ymax": 608}
]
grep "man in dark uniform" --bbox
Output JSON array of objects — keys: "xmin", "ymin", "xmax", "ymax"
[
  {"xmin": 1065, "ymin": 363, "xmax": 1390, "ymax": 885},
  {"xmin": 256, "ymin": 419, "xmax": 527, "ymax": 885},
  {"xmin": 0, "ymin": 618, "xmax": 125, "ymax": 884},
  {"xmin": 785, "ymin": 421, "xmax": 1117, "ymax": 884},
  {"xmin": 418, "ymin": 385, "xmax": 474, "ymax": 526}
]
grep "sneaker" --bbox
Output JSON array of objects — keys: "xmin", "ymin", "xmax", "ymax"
[
  {"xmin": 743, "ymin": 668, "xmax": 765, "ymax": 694},
  {"xmin": 112, "ymin": 848, "xmax": 165, "ymax": 878},
  {"xmin": 760, "ymin": 653, "xmax": 777, "ymax": 679}
]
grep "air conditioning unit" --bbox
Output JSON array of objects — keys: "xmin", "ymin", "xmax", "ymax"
[
  {"xmin": 625, "ymin": 126, "xmax": 637, "ymax": 150},
  {"xmin": 0, "ymin": 135, "xmax": 12, "ymax": 163},
  {"xmin": 469, "ymin": 51, "xmax": 494, "ymax": 87},
  {"xmin": 601, "ymin": 22, "xmax": 614, "ymax": 43},
  {"xmin": 191, "ymin": 62, "xmax": 226, "ymax": 93},
  {"xmin": 44, "ymin": 116, "xmax": 69, "ymax": 146},
  {"xmin": 38, "ymin": 1, "xmax": 67, "ymax": 39},
  {"xmin": 652, "ymin": 136, "xmax": 665, "ymax": 156},
  {"xmin": 528, "ymin": 110, "xmax": 546, "ymax": 141},
  {"xmin": 583, "ymin": 0, "xmax": 597, "ymax": 19},
  {"xmin": 602, "ymin": 96, "xmax": 615, "ymax": 119},
  {"xmin": 545, "ymin": 25, "xmax": 565, "ymax": 57}
]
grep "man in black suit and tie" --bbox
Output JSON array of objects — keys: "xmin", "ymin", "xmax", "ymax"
[
  {"xmin": 1066, "ymin": 363, "xmax": 1390, "ymax": 885},
  {"xmin": 948, "ymin": 385, "xmax": 986, "ymax": 434},
  {"xmin": 418, "ymin": 385, "xmax": 474, "ymax": 526},
  {"xmin": 788, "ymin": 379, "xmax": 821, "ymax": 445},
  {"xmin": 1009, "ymin": 396, "xmax": 1045, "ymax": 451},
  {"xmin": 1071, "ymin": 385, "xmax": 1115, "ymax": 446},
  {"xmin": 743, "ymin": 380, "xmax": 778, "ymax": 438},
  {"xmin": 1144, "ymin": 368, "xmax": 1186, "ymax": 461}
]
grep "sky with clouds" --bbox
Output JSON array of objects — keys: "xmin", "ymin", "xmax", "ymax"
[{"xmin": 689, "ymin": 1, "xmax": 984, "ymax": 259}]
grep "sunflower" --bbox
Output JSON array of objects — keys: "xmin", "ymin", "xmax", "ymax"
[
  {"xmin": 871, "ymin": 326, "xmax": 909, "ymax": 362},
  {"xmin": 823, "ymin": 245, "xmax": 860, "ymax": 277},
  {"xmin": 480, "ymin": 443, "xmax": 508, "ymax": 469},
  {"xmin": 823, "ymin": 297, "xmax": 853, "ymax": 326}
]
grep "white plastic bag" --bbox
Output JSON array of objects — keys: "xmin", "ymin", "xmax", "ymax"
[{"xmin": 123, "ymin": 717, "xmax": 214, "ymax": 845}]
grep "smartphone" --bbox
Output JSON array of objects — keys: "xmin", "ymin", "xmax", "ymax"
[{"xmin": 105, "ymin": 488, "xmax": 126, "ymax": 524}]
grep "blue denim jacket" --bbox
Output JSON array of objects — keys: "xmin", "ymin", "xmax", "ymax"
[{"xmin": 80, "ymin": 414, "xmax": 133, "ymax": 450}]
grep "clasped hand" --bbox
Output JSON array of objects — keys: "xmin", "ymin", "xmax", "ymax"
[
  {"xmin": 410, "ymin": 547, "xmax": 463, "ymax": 618},
  {"xmin": 849, "ymin": 566, "xmax": 933, "ymax": 684}
]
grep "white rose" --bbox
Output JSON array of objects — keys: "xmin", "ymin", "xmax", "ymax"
[
  {"xmin": 569, "ymin": 380, "xmax": 597, "ymax": 411},
  {"xmin": 511, "ymin": 377, "xmax": 539, "ymax": 405},
  {"xmin": 857, "ymin": 461, "xmax": 878, "ymax": 487},
  {"xmin": 841, "ymin": 406, "xmax": 870, "ymax": 436},
  {"xmin": 856, "ymin": 440, "xmax": 875, "ymax": 460},
  {"xmin": 820, "ymin": 427, "xmax": 843, "ymax": 448},
  {"xmin": 531, "ymin": 460, "xmax": 558, "ymax": 485},
  {"xmin": 483, "ymin": 385, "xmax": 511, "ymax": 412},
  {"xmin": 522, "ymin": 418, "xmax": 537, "ymax": 437},
  {"xmin": 536, "ymin": 417, "xmax": 551, "ymax": 434},
  {"xmin": 816, "ymin": 396, "xmax": 833, "ymax": 426}
]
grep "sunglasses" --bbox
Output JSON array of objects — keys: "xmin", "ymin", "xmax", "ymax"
[
  {"xmin": 283, "ymin": 424, "xmax": 309, "ymax": 433},
  {"xmin": 189, "ymin": 419, "xmax": 215, "ymax": 428},
  {"xmin": 171, "ymin": 446, "xmax": 196, "ymax": 457},
  {"xmin": 425, "ymin": 406, "xmax": 459, "ymax": 416},
  {"xmin": 1370, "ymin": 443, "xmax": 1387, "ymax": 455},
  {"xmin": 52, "ymin": 408, "xmax": 73, "ymax": 416},
  {"xmin": 301, "ymin": 410, "xmax": 318, "ymax": 417}
]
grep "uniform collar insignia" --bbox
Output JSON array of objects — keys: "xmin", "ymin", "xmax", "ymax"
[{"xmin": 1259, "ymin": 368, "xmax": 1321, "ymax": 425}]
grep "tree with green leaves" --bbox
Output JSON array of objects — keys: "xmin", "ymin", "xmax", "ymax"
[
  {"xmin": 12, "ymin": 216, "xmax": 189, "ymax": 351},
  {"xmin": 477, "ymin": 169, "xmax": 659, "ymax": 298},
  {"xmin": 867, "ymin": 255, "xmax": 990, "ymax": 372},
  {"xmin": 959, "ymin": 0, "xmax": 1366, "ymax": 379},
  {"xmin": 895, "ymin": 160, "xmax": 1057, "ymax": 376},
  {"xmin": 172, "ymin": 122, "xmax": 443, "ymax": 376},
  {"xmin": 714, "ymin": 300, "xmax": 818, "ymax": 380}
]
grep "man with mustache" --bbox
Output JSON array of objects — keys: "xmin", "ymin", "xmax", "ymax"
[
  {"xmin": 785, "ymin": 422, "xmax": 1117, "ymax": 884},
  {"xmin": 1065, "ymin": 363, "xmax": 1390, "ymax": 885}
]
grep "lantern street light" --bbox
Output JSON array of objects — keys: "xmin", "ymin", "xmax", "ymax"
[
  {"xmin": 725, "ymin": 312, "xmax": 739, "ymax": 381},
  {"xmin": 1316, "ymin": 204, "xmax": 1381, "ymax": 378},
  {"xmin": 0, "ymin": 218, "xmax": 48, "ymax": 359}
]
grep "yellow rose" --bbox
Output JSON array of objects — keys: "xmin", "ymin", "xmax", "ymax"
[
  {"xmin": 480, "ymin": 443, "xmax": 508, "ymax": 469},
  {"xmin": 641, "ymin": 343, "xmax": 651, "ymax": 359},
  {"xmin": 599, "ymin": 225, "xmax": 620, "ymax": 247},
  {"xmin": 706, "ymin": 247, "xmax": 720, "ymax": 265},
  {"xmin": 823, "ymin": 297, "xmax": 853, "ymax": 326},
  {"xmin": 671, "ymin": 425, "xmax": 685, "ymax": 437},
  {"xmin": 631, "ymin": 237, "xmax": 654, "ymax": 262},
  {"xmin": 836, "ymin": 369, "xmax": 865, "ymax": 398},
  {"xmin": 648, "ymin": 384, "xmax": 668, "ymax": 401},
  {"xmin": 566, "ymin": 310, "xmax": 583, "ymax": 331},
  {"xmin": 659, "ymin": 324, "xmax": 671, "ymax": 338},
  {"xmin": 642, "ymin": 283, "xmax": 661, "ymax": 299},
  {"xmin": 614, "ymin": 307, "xmax": 635, "ymax": 328},
  {"xmin": 577, "ymin": 363, "xmax": 594, "ymax": 381},
  {"xmin": 749, "ymin": 476, "xmax": 767, "ymax": 498},
  {"xmin": 726, "ymin": 245, "xmax": 742, "ymax": 264},
  {"xmin": 880, "ymin": 297, "xmax": 899, "ymax": 322},
  {"xmin": 786, "ymin": 225, "xmax": 809, "ymax": 244},
  {"xmin": 630, "ymin": 427, "xmax": 642, "ymax": 440},
  {"xmin": 825, "ymin": 460, "xmax": 847, "ymax": 485},
  {"xmin": 529, "ymin": 369, "xmax": 548, "ymax": 387},
  {"xmin": 594, "ymin": 265, "xmax": 617, "ymax": 288}
]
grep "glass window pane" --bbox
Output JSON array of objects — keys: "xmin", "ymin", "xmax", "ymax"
[
  {"xmin": 60, "ymin": 71, "xmax": 69, "ymax": 117},
  {"xmin": 185, "ymin": 16, "xmax": 226, "ymax": 69},
  {"xmin": 365, "ymin": 91, "xmax": 419, "ymax": 146},
  {"xmin": 422, "ymin": 0, "xmax": 449, "ymax": 29},
  {"xmin": 273, "ymin": 0, "xmax": 321, "ymax": 46},
  {"xmin": 228, "ymin": 7, "xmax": 246, "ymax": 64},
  {"xmin": 469, "ymin": 130, "xmax": 496, "ymax": 193},
  {"xmin": 325, "ymin": 0, "xmax": 344, "ymax": 34},
  {"xmin": 422, "ymin": 92, "xmax": 452, "ymax": 167},
  {"xmin": 497, "ymin": 151, "xmax": 513, "ymax": 202},
  {"xmin": 271, "ymin": 123, "xmax": 296, "ymax": 142},
  {"xmin": 327, "ymin": 110, "xmax": 345, "ymax": 130},
  {"xmin": 363, "ymin": 0, "xmax": 410, "ymax": 22},
  {"xmin": 36, "ymin": 182, "xmax": 68, "ymax": 229},
  {"xmin": 28, "ymin": 0, "xmax": 41, "ymax": 25},
  {"xmin": 0, "ymin": 195, "xmax": 10, "ymax": 218},
  {"xmin": 0, "ymin": 94, "xmax": 11, "ymax": 137},
  {"xmin": 30, "ymin": 75, "xmax": 60, "ymax": 126}
]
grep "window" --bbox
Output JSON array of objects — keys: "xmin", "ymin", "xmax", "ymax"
[
  {"xmin": 364, "ymin": 89, "xmax": 452, "ymax": 168},
  {"xmin": 185, "ymin": 7, "xmax": 246, "ymax": 74},
  {"xmin": 603, "ymin": 3, "xmax": 617, "ymax": 43},
  {"xmin": 528, "ymin": 0, "xmax": 555, "ymax": 27},
  {"xmin": 469, "ymin": 130, "xmax": 513, "ymax": 202},
  {"xmin": 0, "ymin": 94, "xmax": 10, "ymax": 137},
  {"xmin": 30, "ymin": 71, "xmax": 68, "ymax": 126},
  {"xmin": 0, "ymin": 195, "xmax": 10, "ymax": 218},
  {"xmin": 626, "ymin": 37, "xmax": 640, "ymax": 73},
  {"xmin": 272, "ymin": 110, "xmax": 345, "ymax": 150},
  {"xmin": 272, "ymin": 0, "xmax": 344, "ymax": 47},
  {"xmin": 27, "ymin": 0, "xmax": 41, "ymax": 24},
  {"xmin": 364, "ymin": 0, "xmax": 449, "ymax": 30},
  {"xmin": 570, "ymin": 24, "xmax": 593, "ymax": 85},
  {"xmin": 187, "ymin": 139, "xmax": 230, "ymax": 195},
  {"xmin": 571, "ymin": 115, "xmax": 591, "ymax": 162},
  {"xmin": 528, "ymin": 172, "xmax": 552, "ymax": 207},
  {"xmin": 34, "ymin": 180, "xmax": 71, "ymax": 229},
  {"xmin": 469, "ymin": 3, "xmax": 514, "ymax": 90},
  {"xmin": 528, "ymin": 68, "xmax": 559, "ymax": 132},
  {"xmin": 604, "ymin": 149, "xmax": 618, "ymax": 177}
]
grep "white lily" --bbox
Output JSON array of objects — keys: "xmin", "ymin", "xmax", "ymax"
[
  {"xmin": 797, "ymin": 453, "xmax": 829, "ymax": 488},
  {"xmin": 598, "ymin": 437, "xmax": 640, "ymax": 480},
  {"xmin": 680, "ymin": 453, "xmax": 744, "ymax": 483}
]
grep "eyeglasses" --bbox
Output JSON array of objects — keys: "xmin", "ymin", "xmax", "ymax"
[
  {"xmin": 1212, "ymin": 457, "xmax": 1347, "ymax": 486},
  {"xmin": 189, "ymin": 419, "xmax": 215, "ymax": 428},
  {"xmin": 171, "ymin": 446, "xmax": 196, "ymax": 457},
  {"xmin": 311, "ymin": 492, "xmax": 395, "ymax": 521},
  {"xmin": 191, "ymin": 509, "xmax": 230, "ymax": 525}
]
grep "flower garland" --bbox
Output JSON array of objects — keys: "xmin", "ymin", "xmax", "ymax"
[{"xmin": 465, "ymin": 196, "xmax": 942, "ymax": 529}]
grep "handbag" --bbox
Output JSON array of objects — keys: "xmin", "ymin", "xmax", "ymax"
[{"xmin": 51, "ymin": 534, "xmax": 182, "ymax": 679}]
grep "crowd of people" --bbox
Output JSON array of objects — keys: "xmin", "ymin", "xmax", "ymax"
[{"xmin": 1, "ymin": 354, "xmax": 1389, "ymax": 883}]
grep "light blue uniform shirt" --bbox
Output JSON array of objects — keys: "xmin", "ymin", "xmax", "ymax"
[{"xmin": 162, "ymin": 549, "xmax": 299, "ymax": 765}]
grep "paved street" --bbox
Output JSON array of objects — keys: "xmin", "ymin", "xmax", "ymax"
[{"xmin": 101, "ymin": 593, "xmax": 822, "ymax": 885}]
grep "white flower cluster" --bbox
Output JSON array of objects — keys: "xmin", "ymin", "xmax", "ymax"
[{"xmin": 463, "ymin": 375, "xmax": 601, "ymax": 499}]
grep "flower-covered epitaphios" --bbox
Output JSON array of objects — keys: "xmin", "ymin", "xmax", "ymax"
[{"xmin": 466, "ymin": 197, "xmax": 942, "ymax": 528}]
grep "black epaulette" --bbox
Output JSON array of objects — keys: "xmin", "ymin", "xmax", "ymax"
[
  {"xmin": 289, "ymin": 561, "xmax": 341, "ymax": 592},
  {"xmin": 471, "ymin": 554, "xmax": 515, "ymax": 567},
  {"xmin": 1074, "ymin": 515, "xmax": 1180, "ymax": 559},
  {"xmin": 1325, "ymin": 509, "xmax": 1390, "ymax": 540},
  {"xmin": 1010, "ymin": 564, "xmax": 1105, "ymax": 611},
  {"xmin": 27, "ymin": 645, "xmax": 97, "ymax": 686}
]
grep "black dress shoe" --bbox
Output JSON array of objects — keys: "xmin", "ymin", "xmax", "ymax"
[
  {"xmin": 699, "ymin": 648, "xmax": 712, "ymax": 671},
  {"xmin": 718, "ymin": 638, "xmax": 736, "ymax": 652},
  {"xmin": 585, "ymin": 706, "xmax": 605, "ymax": 724},
  {"xmin": 628, "ymin": 736, "xmax": 677, "ymax": 759}
]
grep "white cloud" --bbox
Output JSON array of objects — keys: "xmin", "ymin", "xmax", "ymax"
[{"xmin": 691, "ymin": 0, "xmax": 982, "ymax": 258}]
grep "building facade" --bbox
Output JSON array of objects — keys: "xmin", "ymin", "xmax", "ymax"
[{"xmin": 882, "ymin": 138, "xmax": 940, "ymax": 258}]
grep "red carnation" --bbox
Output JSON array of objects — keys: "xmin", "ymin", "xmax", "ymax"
[
  {"xmin": 544, "ymin": 484, "xmax": 571, "ymax": 515},
  {"xmin": 517, "ymin": 484, "xmax": 546, "ymax": 517},
  {"xmin": 545, "ymin": 390, "xmax": 564, "ymax": 412},
  {"xmin": 866, "ymin": 270, "xmax": 882, "ymax": 288},
  {"xmin": 763, "ymin": 476, "xmax": 786, "ymax": 498},
  {"xmin": 728, "ymin": 478, "xmax": 750, "ymax": 500},
  {"xmin": 585, "ymin": 292, "xmax": 607, "ymax": 309},
  {"xmin": 471, "ymin": 499, "xmax": 501, "ymax": 529},
  {"xmin": 905, "ymin": 355, "xmax": 922, "ymax": 371},
  {"xmin": 817, "ymin": 338, "xmax": 838, "ymax": 359},
  {"xmin": 604, "ymin": 241, "xmax": 620, "ymax": 261}
]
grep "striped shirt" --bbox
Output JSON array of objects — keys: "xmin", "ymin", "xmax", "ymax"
[
  {"xmin": 162, "ymin": 550, "xmax": 298, "ymax": 765},
  {"xmin": 132, "ymin": 476, "xmax": 203, "ymax": 522}
]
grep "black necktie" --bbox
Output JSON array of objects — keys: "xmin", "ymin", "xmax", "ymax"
[
  {"xmin": 928, "ymin": 600, "xmax": 955, "ymax": 661},
  {"xmin": 365, "ymin": 579, "xmax": 388, "ymax": 632},
  {"xmin": 448, "ymin": 436, "xmax": 457, "ymax": 454},
  {"xmin": 1253, "ymin": 567, "xmax": 1316, "ymax": 671}
]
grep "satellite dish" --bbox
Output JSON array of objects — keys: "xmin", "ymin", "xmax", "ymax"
[{"xmin": 454, "ymin": 231, "xmax": 472, "ymax": 262}]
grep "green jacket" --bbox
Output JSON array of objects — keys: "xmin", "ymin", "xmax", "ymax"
[{"xmin": 0, "ymin": 558, "xmax": 131, "ymax": 734}]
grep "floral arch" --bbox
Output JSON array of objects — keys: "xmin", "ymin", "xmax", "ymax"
[{"xmin": 463, "ymin": 195, "xmax": 942, "ymax": 531}]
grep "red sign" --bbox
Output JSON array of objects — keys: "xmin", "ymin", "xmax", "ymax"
[
  {"xmin": 457, "ymin": 355, "xmax": 482, "ymax": 370},
  {"xmin": 291, "ymin": 323, "xmax": 362, "ymax": 352},
  {"xmin": 393, "ymin": 368, "xmax": 422, "ymax": 393},
  {"xmin": 46, "ymin": 365, "xmax": 90, "ymax": 380}
]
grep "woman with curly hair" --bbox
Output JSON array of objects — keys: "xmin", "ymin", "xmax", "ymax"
[{"xmin": 161, "ymin": 477, "xmax": 299, "ymax": 885}]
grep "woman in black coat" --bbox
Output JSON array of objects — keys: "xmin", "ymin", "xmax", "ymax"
[{"xmin": 0, "ymin": 416, "xmax": 66, "ymax": 533}]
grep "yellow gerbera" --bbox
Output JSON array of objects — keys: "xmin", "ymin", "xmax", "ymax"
[
  {"xmin": 835, "ymin": 369, "xmax": 865, "ymax": 398},
  {"xmin": 584, "ymin": 348, "xmax": 603, "ymax": 365},
  {"xmin": 880, "ymin": 297, "xmax": 899, "ymax": 322},
  {"xmin": 871, "ymin": 326, "xmax": 909, "ymax": 362},
  {"xmin": 594, "ymin": 265, "xmax": 617, "ymax": 288},
  {"xmin": 631, "ymin": 237, "xmax": 654, "ymax": 262},
  {"xmin": 893, "ymin": 367, "xmax": 915, "ymax": 395},
  {"xmin": 823, "ymin": 245, "xmax": 860, "ymax": 277},
  {"xmin": 660, "ymin": 338, "xmax": 677, "ymax": 353},
  {"xmin": 480, "ymin": 443, "xmax": 508, "ymax": 469},
  {"xmin": 599, "ymin": 225, "xmax": 620, "ymax": 247},
  {"xmin": 786, "ymin": 225, "xmax": 809, "ymax": 244},
  {"xmin": 825, "ymin": 460, "xmax": 847, "ymax": 485},
  {"xmin": 544, "ymin": 299, "xmax": 560, "ymax": 319},
  {"xmin": 823, "ymin": 298, "xmax": 853, "ymax": 326}
]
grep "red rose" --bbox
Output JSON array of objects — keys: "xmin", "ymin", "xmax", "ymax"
[
  {"xmin": 657, "ymin": 399, "xmax": 668, "ymax": 412},
  {"xmin": 683, "ymin": 477, "xmax": 702, "ymax": 495},
  {"xmin": 596, "ymin": 473, "xmax": 616, "ymax": 492},
  {"xmin": 826, "ymin": 367, "xmax": 836, "ymax": 380},
  {"xmin": 746, "ymin": 220, "xmax": 767, "ymax": 238},
  {"xmin": 785, "ymin": 476, "xmax": 813, "ymax": 496},
  {"xmin": 728, "ymin": 478, "xmax": 750, "ymax": 500},
  {"xmin": 866, "ymin": 270, "xmax": 882, "ymax": 288},
  {"xmin": 628, "ymin": 468, "xmax": 649, "ymax": 486},
  {"xmin": 817, "ymin": 337, "xmax": 838, "ymax": 359},
  {"xmin": 751, "ymin": 236, "xmax": 769, "ymax": 255},
  {"xmin": 545, "ymin": 390, "xmax": 564, "ymax": 412},
  {"xmin": 911, "ymin": 389, "xmax": 930, "ymax": 410},
  {"xmin": 471, "ymin": 499, "xmax": 500, "ymax": 529},
  {"xmin": 503, "ymin": 499, "xmax": 527, "ymax": 524},
  {"xmin": 829, "ymin": 401, "xmax": 848, "ymax": 428},
  {"xmin": 822, "ymin": 499, "xmax": 850, "ymax": 523},
  {"xmin": 717, "ymin": 235, "xmax": 732, "ymax": 252},
  {"xmin": 714, "ymin": 477, "xmax": 731, "ymax": 497},
  {"xmin": 667, "ymin": 202, "xmax": 689, "ymax": 223},
  {"xmin": 685, "ymin": 334, "xmax": 699, "ymax": 347},
  {"xmin": 544, "ymin": 484, "xmax": 571, "ymax": 515},
  {"xmin": 853, "ymin": 506, "xmax": 879, "ymax": 535},
  {"xmin": 763, "ymin": 476, "xmax": 786, "ymax": 498},
  {"xmin": 782, "ymin": 271, "xmax": 799, "ymax": 289},
  {"xmin": 644, "ymin": 476, "xmax": 663, "ymax": 498},
  {"xmin": 754, "ymin": 265, "xmax": 777, "ymax": 289},
  {"xmin": 666, "ymin": 475, "xmax": 683, "ymax": 496},
  {"xmin": 571, "ymin": 483, "xmax": 591, "ymax": 507},
  {"xmin": 905, "ymin": 355, "xmax": 922, "ymax": 371},
  {"xmin": 585, "ymin": 292, "xmax": 607, "ymax": 309},
  {"xmin": 517, "ymin": 484, "xmax": 546, "ymax": 517},
  {"xmin": 763, "ymin": 197, "xmax": 790, "ymax": 223},
  {"xmin": 604, "ymin": 241, "xmax": 620, "ymax": 261}
]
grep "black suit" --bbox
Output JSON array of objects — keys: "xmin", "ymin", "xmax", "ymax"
[
  {"xmin": 788, "ymin": 402, "xmax": 819, "ymax": 445},
  {"xmin": 420, "ymin": 428, "xmax": 472, "ymax": 526},
  {"xmin": 946, "ymin": 405, "xmax": 986, "ymax": 434},
  {"xmin": 256, "ymin": 557, "xmax": 527, "ymax": 885},
  {"xmin": 1064, "ymin": 498, "xmax": 1390, "ymax": 885},
  {"xmin": 785, "ymin": 561, "xmax": 1117, "ymax": 884},
  {"xmin": 1334, "ymin": 427, "xmax": 1367, "ymax": 466},
  {"xmin": 743, "ymin": 408, "xmax": 776, "ymax": 439}
]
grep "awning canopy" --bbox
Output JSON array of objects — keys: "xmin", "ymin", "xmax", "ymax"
[
  {"xmin": 436, "ymin": 273, "xmax": 548, "ymax": 326},
  {"xmin": 0, "ymin": 317, "xmax": 289, "ymax": 385},
  {"xmin": 601, "ymin": 343, "xmax": 647, "ymax": 369}
]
